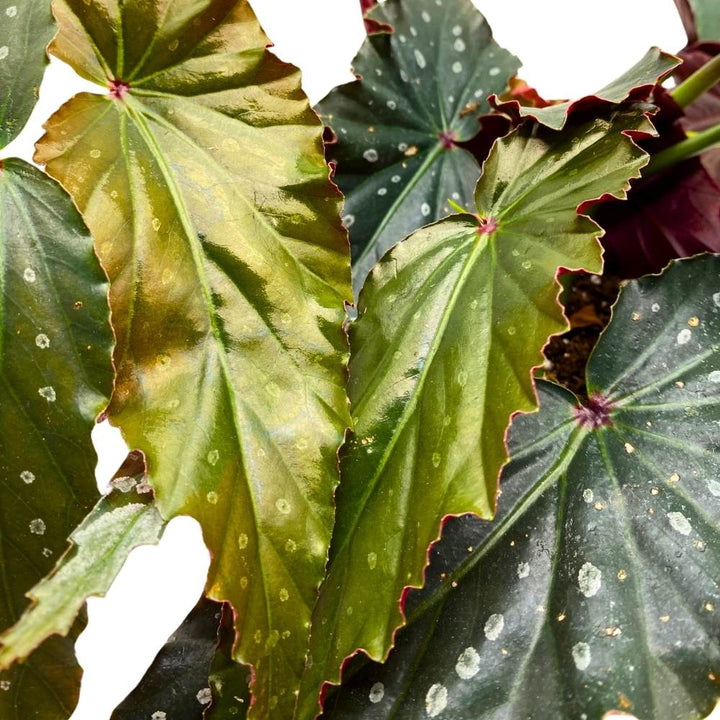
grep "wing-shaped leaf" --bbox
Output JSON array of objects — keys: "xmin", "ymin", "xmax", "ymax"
[
  {"xmin": 676, "ymin": 0, "xmax": 720, "ymax": 43},
  {"xmin": 112, "ymin": 597, "xmax": 224, "ymax": 720},
  {"xmin": 317, "ymin": 0, "xmax": 520, "ymax": 293},
  {"xmin": 296, "ymin": 105, "xmax": 655, "ymax": 720},
  {"xmin": 0, "ymin": 0, "xmax": 54, "ymax": 148},
  {"xmin": 490, "ymin": 48, "xmax": 679, "ymax": 130},
  {"xmin": 0, "ymin": 159, "xmax": 113, "ymax": 716},
  {"xmin": 35, "ymin": 2, "xmax": 351, "ymax": 717},
  {"xmin": 0, "ymin": 453, "xmax": 164, "ymax": 666},
  {"xmin": 322, "ymin": 253, "xmax": 720, "ymax": 720}
]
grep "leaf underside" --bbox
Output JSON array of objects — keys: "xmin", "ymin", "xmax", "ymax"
[
  {"xmin": 597, "ymin": 46, "xmax": 720, "ymax": 278},
  {"xmin": 296, "ymin": 104, "xmax": 656, "ymax": 720},
  {"xmin": 322, "ymin": 253, "xmax": 720, "ymax": 720},
  {"xmin": 317, "ymin": 0, "xmax": 520, "ymax": 293},
  {"xmin": 0, "ymin": 159, "xmax": 113, "ymax": 717},
  {"xmin": 0, "ymin": 0, "xmax": 54, "ymax": 148},
  {"xmin": 36, "ymin": 1, "xmax": 351, "ymax": 717}
]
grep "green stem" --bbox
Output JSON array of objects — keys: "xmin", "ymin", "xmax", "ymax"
[
  {"xmin": 645, "ymin": 123, "xmax": 720, "ymax": 176},
  {"xmin": 671, "ymin": 53, "xmax": 720, "ymax": 109}
]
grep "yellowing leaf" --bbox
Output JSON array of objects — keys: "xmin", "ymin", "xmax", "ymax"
[{"xmin": 36, "ymin": 1, "xmax": 351, "ymax": 716}]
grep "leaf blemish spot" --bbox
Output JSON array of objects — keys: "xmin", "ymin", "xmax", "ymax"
[{"xmin": 578, "ymin": 561, "xmax": 602, "ymax": 597}]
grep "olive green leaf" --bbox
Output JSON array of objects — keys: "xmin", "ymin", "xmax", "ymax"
[
  {"xmin": 316, "ymin": 0, "xmax": 520, "ymax": 293},
  {"xmin": 322, "ymin": 252, "xmax": 720, "ymax": 720},
  {"xmin": 491, "ymin": 47, "xmax": 679, "ymax": 130},
  {"xmin": 676, "ymin": 0, "xmax": 720, "ymax": 42},
  {"xmin": 0, "ymin": 453, "xmax": 165, "ymax": 667},
  {"xmin": 112, "ymin": 597, "xmax": 227, "ymax": 720},
  {"xmin": 295, "ymin": 105, "xmax": 656, "ymax": 719},
  {"xmin": 0, "ymin": 159, "xmax": 113, "ymax": 717},
  {"xmin": 36, "ymin": 1, "xmax": 351, "ymax": 717},
  {"xmin": 0, "ymin": 0, "xmax": 54, "ymax": 148}
]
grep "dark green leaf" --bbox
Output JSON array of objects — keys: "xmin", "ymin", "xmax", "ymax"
[
  {"xmin": 297, "ymin": 105, "xmax": 655, "ymax": 720},
  {"xmin": 0, "ymin": 452, "xmax": 165, "ymax": 666},
  {"xmin": 491, "ymin": 48, "xmax": 679, "ymax": 130},
  {"xmin": 323, "ymin": 253, "xmax": 720, "ymax": 720},
  {"xmin": 112, "ymin": 597, "xmax": 225, "ymax": 720},
  {"xmin": 317, "ymin": 0, "xmax": 520, "ymax": 293},
  {"xmin": 0, "ymin": 159, "xmax": 113, "ymax": 717},
  {"xmin": 36, "ymin": 2, "xmax": 351, "ymax": 717},
  {"xmin": 0, "ymin": 1, "xmax": 54, "ymax": 148},
  {"xmin": 205, "ymin": 606, "xmax": 251, "ymax": 719}
]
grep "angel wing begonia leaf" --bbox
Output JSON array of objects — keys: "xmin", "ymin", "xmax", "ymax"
[
  {"xmin": 295, "ymin": 105, "xmax": 656, "ymax": 720},
  {"xmin": 490, "ymin": 47, "xmax": 679, "ymax": 131},
  {"xmin": 112, "ymin": 597, "xmax": 225, "ymax": 720},
  {"xmin": 317, "ymin": 0, "xmax": 520, "ymax": 293},
  {"xmin": 35, "ymin": 2, "xmax": 351, "ymax": 717},
  {"xmin": 0, "ymin": 0, "xmax": 54, "ymax": 148},
  {"xmin": 0, "ymin": 453, "xmax": 165, "ymax": 667},
  {"xmin": 321, "ymin": 253, "xmax": 720, "ymax": 720},
  {"xmin": 0, "ymin": 159, "xmax": 113, "ymax": 717}
]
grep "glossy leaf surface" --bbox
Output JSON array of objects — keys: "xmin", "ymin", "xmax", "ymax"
[
  {"xmin": 112, "ymin": 597, "xmax": 224, "ymax": 720},
  {"xmin": 491, "ymin": 48, "xmax": 679, "ymax": 130},
  {"xmin": 322, "ymin": 253, "xmax": 720, "ymax": 720},
  {"xmin": 297, "ymin": 106, "xmax": 655, "ymax": 720},
  {"xmin": 37, "ymin": 2, "xmax": 351, "ymax": 716},
  {"xmin": 0, "ymin": 159, "xmax": 113, "ymax": 716},
  {"xmin": 0, "ymin": 454, "xmax": 164, "ymax": 666},
  {"xmin": 317, "ymin": 0, "xmax": 520, "ymax": 293},
  {"xmin": 0, "ymin": 0, "xmax": 54, "ymax": 148}
]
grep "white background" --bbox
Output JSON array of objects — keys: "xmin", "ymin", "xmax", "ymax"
[{"xmin": 2, "ymin": 0, "xmax": 708, "ymax": 717}]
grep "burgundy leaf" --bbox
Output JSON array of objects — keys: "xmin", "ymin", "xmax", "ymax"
[
  {"xmin": 597, "ymin": 157, "xmax": 720, "ymax": 277},
  {"xmin": 676, "ymin": 42, "xmax": 720, "ymax": 131},
  {"xmin": 598, "ymin": 47, "xmax": 720, "ymax": 277}
]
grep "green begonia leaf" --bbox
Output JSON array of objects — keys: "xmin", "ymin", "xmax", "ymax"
[
  {"xmin": 322, "ymin": 253, "xmax": 720, "ymax": 720},
  {"xmin": 676, "ymin": 0, "xmax": 720, "ymax": 43},
  {"xmin": 0, "ymin": 0, "xmax": 54, "ymax": 148},
  {"xmin": 491, "ymin": 48, "xmax": 679, "ymax": 130},
  {"xmin": 35, "ymin": 1, "xmax": 351, "ymax": 717},
  {"xmin": 316, "ymin": 0, "xmax": 520, "ymax": 293},
  {"xmin": 296, "ymin": 105, "xmax": 655, "ymax": 719},
  {"xmin": 0, "ymin": 159, "xmax": 113, "ymax": 716},
  {"xmin": 112, "ymin": 596, "xmax": 225, "ymax": 720},
  {"xmin": 0, "ymin": 453, "xmax": 165, "ymax": 666}
]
